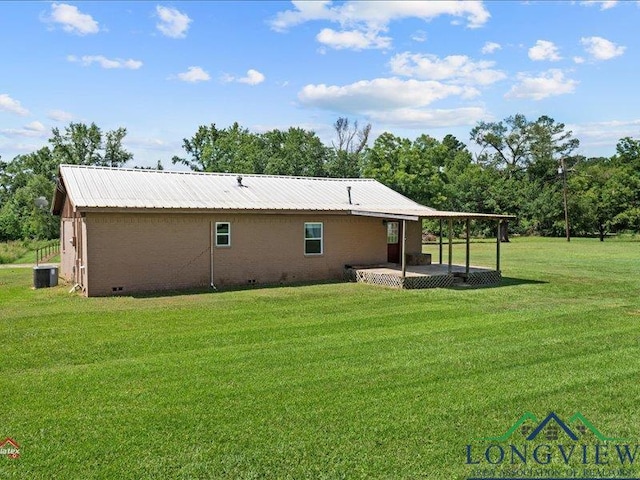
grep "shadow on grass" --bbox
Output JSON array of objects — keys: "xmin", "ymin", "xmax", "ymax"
[
  {"xmin": 449, "ymin": 276, "xmax": 548, "ymax": 291},
  {"xmin": 127, "ymin": 279, "xmax": 347, "ymax": 299},
  {"xmin": 127, "ymin": 277, "xmax": 546, "ymax": 298}
]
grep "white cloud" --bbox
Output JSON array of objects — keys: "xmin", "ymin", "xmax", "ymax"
[
  {"xmin": 46, "ymin": 3, "xmax": 99, "ymax": 35},
  {"xmin": 316, "ymin": 28, "xmax": 391, "ymax": 50},
  {"xmin": 298, "ymin": 77, "xmax": 479, "ymax": 114},
  {"xmin": 176, "ymin": 66, "xmax": 210, "ymax": 83},
  {"xmin": 238, "ymin": 69, "xmax": 265, "ymax": 85},
  {"xmin": 270, "ymin": 1, "xmax": 490, "ymax": 50},
  {"xmin": 528, "ymin": 40, "xmax": 561, "ymax": 61},
  {"xmin": 0, "ymin": 94, "xmax": 29, "ymax": 116},
  {"xmin": 505, "ymin": 69, "xmax": 578, "ymax": 100},
  {"xmin": 581, "ymin": 36, "xmax": 625, "ymax": 60},
  {"xmin": 481, "ymin": 42, "xmax": 501, "ymax": 54},
  {"xmin": 222, "ymin": 69, "xmax": 266, "ymax": 85},
  {"xmin": 579, "ymin": 1, "xmax": 618, "ymax": 10},
  {"xmin": 573, "ymin": 56, "xmax": 586, "ymax": 64},
  {"xmin": 389, "ymin": 52, "xmax": 506, "ymax": 85},
  {"xmin": 156, "ymin": 5, "xmax": 192, "ymax": 39},
  {"xmin": 25, "ymin": 121, "xmax": 46, "ymax": 133},
  {"xmin": 0, "ymin": 121, "xmax": 48, "ymax": 138},
  {"xmin": 125, "ymin": 136, "xmax": 171, "ymax": 149},
  {"xmin": 369, "ymin": 107, "xmax": 488, "ymax": 128},
  {"xmin": 47, "ymin": 110, "xmax": 74, "ymax": 122},
  {"xmin": 67, "ymin": 55, "xmax": 143, "ymax": 69},
  {"xmin": 570, "ymin": 119, "xmax": 640, "ymax": 149},
  {"xmin": 411, "ymin": 30, "xmax": 427, "ymax": 43}
]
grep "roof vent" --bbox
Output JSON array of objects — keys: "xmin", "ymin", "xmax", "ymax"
[
  {"xmin": 347, "ymin": 186, "xmax": 352, "ymax": 205},
  {"xmin": 237, "ymin": 175, "xmax": 243, "ymax": 187}
]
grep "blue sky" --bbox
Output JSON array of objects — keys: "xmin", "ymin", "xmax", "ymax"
[{"xmin": 1, "ymin": 1, "xmax": 639, "ymax": 168}]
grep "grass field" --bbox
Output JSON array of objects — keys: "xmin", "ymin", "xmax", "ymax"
[
  {"xmin": 0, "ymin": 239, "xmax": 60, "ymax": 265},
  {"xmin": 1, "ymin": 237, "xmax": 639, "ymax": 479}
]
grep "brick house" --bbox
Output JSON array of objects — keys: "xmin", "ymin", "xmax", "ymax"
[{"xmin": 52, "ymin": 165, "xmax": 507, "ymax": 296}]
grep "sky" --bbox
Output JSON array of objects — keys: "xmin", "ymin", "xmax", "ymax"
[{"xmin": 1, "ymin": 1, "xmax": 639, "ymax": 169}]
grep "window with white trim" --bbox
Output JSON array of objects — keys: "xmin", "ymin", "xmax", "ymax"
[
  {"xmin": 304, "ymin": 222, "xmax": 323, "ymax": 255},
  {"xmin": 215, "ymin": 222, "xmax": 230, "ymax": 247}
]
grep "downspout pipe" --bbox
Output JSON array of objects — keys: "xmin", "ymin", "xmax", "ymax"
[{"xmin": 210, "ymin": 221, "xmax": 216, "ymax": 290}]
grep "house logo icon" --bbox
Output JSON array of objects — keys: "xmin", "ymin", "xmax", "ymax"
[
  {"xmin": 477, "ymin": 411, "xmax": 627, "ymax": 443},
  {"xmin": 0, "ymin": 438, "xmax": 20, "ymax": 459}
]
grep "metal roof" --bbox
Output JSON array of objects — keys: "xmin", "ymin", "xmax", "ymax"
[{"xmin": 53, "ymin": 164, "xmax": 512, "ymax": 220}]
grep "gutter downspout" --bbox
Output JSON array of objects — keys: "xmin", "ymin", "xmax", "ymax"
[{"xmin": 210, "ymin": 221, "xmax": 217, "ymax": 290}]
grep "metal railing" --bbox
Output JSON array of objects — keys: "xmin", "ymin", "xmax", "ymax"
[{"xmin": 36, "ymin": 239, "xmax": 60, "ymax": 266}]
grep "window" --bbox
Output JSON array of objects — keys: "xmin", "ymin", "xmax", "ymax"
[
  {"xmin": 387, "ymin": 222, "xmax": 399, "ymax": 244},
  {"xmin": 304, "ymin": 222, "xmax": 323, "ymax": 255},
  {"xmin": 215, "ymin": 222, "xmax": 230, "ymax": 247}
]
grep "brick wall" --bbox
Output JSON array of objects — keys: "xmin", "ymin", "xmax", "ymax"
[{"xmin": 82, "ymin": 212, "xmax": 415, "ymax": 296}]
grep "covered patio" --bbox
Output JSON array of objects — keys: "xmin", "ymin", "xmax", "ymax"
[{"xmin": 345, "ymin": 213, "xmax": 514, "ymax": 289}]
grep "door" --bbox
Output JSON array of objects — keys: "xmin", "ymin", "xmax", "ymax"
[{"xmin": 386, "ymin": 221, "xmax": 401, "ymax": 263}]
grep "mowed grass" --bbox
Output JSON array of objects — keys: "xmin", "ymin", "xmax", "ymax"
[{"xmin": 1, "ymin": 237, "xmax": 639, "ymax": 479}]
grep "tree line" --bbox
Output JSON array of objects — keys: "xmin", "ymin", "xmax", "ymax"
[{"xmin": 1, "ymin": 116, "xmax": 638, "ymax": 242}]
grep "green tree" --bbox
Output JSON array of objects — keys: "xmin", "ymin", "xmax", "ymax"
[
  {"xmin": 0, "ymin": 151, "xmax": 59, "ymax": 241},
  {"xmin": 570, "ymin": 159, "xmax": 638, "ymax": 240},
  {"xmin": 612, "ymin": 136, "xmax": 640, "ymax": 171},
  {"xmin": 262, "ymin": 127, "xmax": 328, "ymax": 177},
  {"xmin": 362, "ymin": 133, "xmax": 447, "ymax": 208},
  {"xmin": 470, "ymin": 114, "xmax": 532, "ymax": 176},
  {"xmin": 172, "ymin": 123, "xmax": 264, "ymax": 173},
  {"xmin": 50, "ymin": 122, "xmax": 133, "ymax": 167}
]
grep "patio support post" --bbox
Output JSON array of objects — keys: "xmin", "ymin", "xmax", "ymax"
[
  {"xmin": 401, "ymin": 219, "xmax": 407, "ymax": 282},
  {"xmin": 448, "ymin": 218, "xmax": 453, "ymax": 274},
  {"xmin": 496, "ymin": 219, "xmax": 501, "ymax": 273},
  {"xmin": 465, "ymin": 218, "xmax": 470, "ymax": 276},
  {"xmin": 438, "ymin": 218, "xmax": 443, "ymax": 265}
]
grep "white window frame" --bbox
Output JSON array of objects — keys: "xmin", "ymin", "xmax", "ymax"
[
  {"xmin": 304, "ymin": 222, "xmax": 323, "ymax": 256},
  {"xmin": 215, "ymin": 222, "xmax": 231, "ymax": 247}
]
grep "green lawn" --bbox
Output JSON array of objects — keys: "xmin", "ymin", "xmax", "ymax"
[{"xmin": 1, "ymin": 237, "xmax": 639, "ymax": 479}]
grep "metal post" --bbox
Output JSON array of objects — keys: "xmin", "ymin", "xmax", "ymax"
[
  {"xmin": 465, "ymin": 218, "xmax": 470, "ymax": 276},
  {"xmin": 401, "ymin": 219, "xmax": 407, "ymax": 281},
  {"xmin": 438, "ymin": 218, "xmax": 443, "ymax": 265},
  {"xmin": 448, "ymin": 219, "xmax": 453, "ymax": 274},
  {"xmin": 496, "ymin": 219, "xmax": 501, "ymax": 273}
]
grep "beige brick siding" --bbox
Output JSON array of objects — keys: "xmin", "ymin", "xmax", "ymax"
[
  {"xmin": 57, "ymin": 208, "xmax": 424, "ymax": 296},
  {"xmin": 77, "ymin": 212, "xmax": 423, "ymax": 296}
]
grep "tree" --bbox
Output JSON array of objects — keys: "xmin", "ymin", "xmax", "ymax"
[
  {"xmin": 172, "ymin": 123, "xmax": 264, "ymax": 173},
  {"xmin": 470, "ymin": 114, "xmax": 532, "ymax": 176},
  {"xmin": 326, "ymin": 117, "xmax": 371, "ymax": 178},
  {"xmin": 49, "ymin": 122, "xmax": 133, "ymax": 167},
  {"xmin": 570, "ymin": 160, "xmax": 638, "ymax": 240},
  {"xmin": 262, "ymin": 127, "xmax": 328, "ymax": 177},
  {"xmin": 470, "ymin": 114, "xmax": 580, "ymax": 238},
  {"xmin": 362, "ymin": 133, "xmax": 447, "ymax": 208},
  {"xmin": 613, "ymin": 136, "xmax": 640, "ymax": 171},
  {"xmin": 104, "ymin": 128, "xmax": 134, "ymax": 167},
  {"xmin": 0, "ymin": 122, "xmax": 131, "ymax": 241},
  {"xmin": 0, "ymin": 150, "xmax": 59, "ymax": 241}
]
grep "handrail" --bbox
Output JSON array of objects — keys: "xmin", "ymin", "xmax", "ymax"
[{"xmin": 36, "ymin": 239, "xmax": 60, "ymax": 266}]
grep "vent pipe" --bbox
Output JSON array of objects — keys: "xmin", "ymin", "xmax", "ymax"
[
  {"xmin": 347, "ymin": 186, "xmax": 352, "ymax": 205},
  {"xmin": 237, "ymin": 175, "xmax": 243, "ymax": 186}
]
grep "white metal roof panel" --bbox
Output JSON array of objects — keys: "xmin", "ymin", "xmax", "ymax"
[
  {"xmin": 55, "ymin": 165, "xmax": 512, "ymax": 219},
  {"xmin": 57, "ymin": 164, "xmax": 435, "ymax": 213}
]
